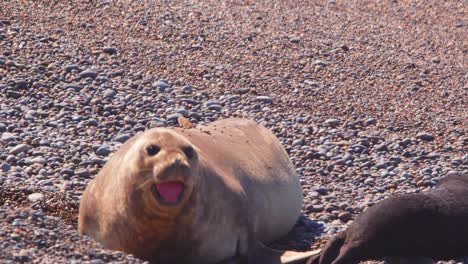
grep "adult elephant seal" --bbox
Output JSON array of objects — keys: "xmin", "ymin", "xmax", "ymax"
[
  {"xmin": 311, "ymin": 172, "xmax": 468, "ymax": 264},
  {"xmin": 78, "ymin": 118, "xmax": 313, "ymax": 264}
]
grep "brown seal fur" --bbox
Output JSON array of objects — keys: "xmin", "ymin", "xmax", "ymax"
[
  {"xmin": 78, "ymin": 118, "xmax": 304, "ymax": 263},
  {"xmin": 310, "ymin": 172, "xmax": 468, "ymax": 264}
]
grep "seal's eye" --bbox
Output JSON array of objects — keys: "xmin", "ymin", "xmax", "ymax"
[
  {"xmin": 182, "ymin": 146, "xmax": 195, "ymax": 159},
  {"xmin": 146, "ymin": 145, "xmax": 160, "ymax": 156}
]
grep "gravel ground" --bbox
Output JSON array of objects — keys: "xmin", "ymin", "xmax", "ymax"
[{"xmin": 0, "ymin": 0, "xmax": 466, "ymax": 263}]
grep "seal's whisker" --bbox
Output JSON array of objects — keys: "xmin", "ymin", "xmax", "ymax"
[{"xmin": 135, "ymin": 178, "xmax": 154, "ymax": 190}]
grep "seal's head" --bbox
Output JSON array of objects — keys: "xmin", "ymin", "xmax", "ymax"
[{"xmin": 123, "ymin": 128, "xmax": 200, "ymax": 214}]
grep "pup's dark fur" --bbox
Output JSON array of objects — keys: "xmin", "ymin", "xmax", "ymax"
[{"xmin": 311, "ymin": 172, "xmax": 468, "ymax": 264}]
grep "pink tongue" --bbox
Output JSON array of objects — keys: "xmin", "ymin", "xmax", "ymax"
[{"xmin": 156, "ymin": 181, "xmax": 184, "ymax": 203}]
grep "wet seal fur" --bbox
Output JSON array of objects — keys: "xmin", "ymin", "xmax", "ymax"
[
  {"xmin": 311, "ymin": 172, "xmax": 468, "ymax": 264},
  {"xmin": 78, "ymin": 118, "xmax": 317, "ymax": 263}
]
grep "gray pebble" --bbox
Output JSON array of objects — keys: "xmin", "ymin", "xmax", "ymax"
[
  {"xmin": 76, "ymin": 170, "xmax": 91, "ymax": 178},
  {"xmin": 7, "ymin": 90, "xmax": 21, "ymax": 98},
  {"xmin": 181, "ymin": 85, "xmax": 192, "ymax": 93},
  {"xmin": 364, "ymin": 177, "xmax": 375, "ymax": 185},
  {"xmin": 113, "ymin": 134, "xmax": 131, "ymax": 143},
  {"xmin": 152, "ymin": 80, "xmax": 170, "ymax": 91},
  {"xmin": 65, "ymin": 64, "xmax": 80, "ymax": 72},
  {"xmin": 292, "ymin": 139, "xmax": 303, "ymax": 147},
  {"xmin": 237, "ymin": 88, "xmax": 250, "ymax": 94},
  {"xmin": 338, "ymin": 212, "xmax": 352, "ymax": 222},
  {"xmin": 181, "ymin": 98, "xmax": 200, "ymax": 105},
  {"xmin": 307, "ymin": 204, "xmax": 324, "ymax": 213},
  {"xmin": 365, "ymin": 118, "xmax": 377, "ymax": 125},
  {"xmin": 375, "ymin": 143, "xmax": 388, "ymax": 151},
  {"xmin": 324, "ymin": 119, "xmax": 340, "ymax": 127},
  {"xmin": 208, "ymin": 104, "xmax": 223, "ymax": 111},
  {"xmin": 9, "ymin": 144, "xmax": 29, "ymax": 155},
  {"xmin": 30, "ymin": 157, "xmax": 46, "ymax": 164},
  {"xmin": 188, "ymin": 112, "xmax": 202, "ymax": 120},
  {"xmin": 290, "ymin": 37, "xmax": 301, "ymax": 43},
  {"xmin": 103, "ymin": 89, "xmax": 116, "ymax": 98},
  {"xmin": 0, "ymin": 163, "xmax": 11, "ymax": 172},
  {"xmin": 255, "ymin": 96, "xmax": 273, "ymax": 103},
  {"xmin": 167, "ymin": 113, "xmax": 182, "ymax": 122},
  {"xmin": 315, "ymin": 186, "xmax": 328, "ymax": 195},
  {"xmin": 28, "ymin": 193, "xmax": 44, "ymax": 202},
  {"xmin": 15, "ymin": 79, "xmax": 29, "ymax": 89},
  {"xmin": 102, "ymin": 46, "xmax": 117, "ymax": 54},
  {"xmin": 176, "ymin": 109, "xmax": 189, "ymax": 117},
  {"xmin": 79, "ymin": 70, "xmax": 98, "ymax": 79},
  {"xmin": 313, "ymin": 60, "xmax": 328, "ymax": 66},
  {"xmin": 95, "ymin": 145, "xmax": 112, "ymax": 156},
  {"xmin": 304, "ymin": 80, "xmax": 320, "ymax": 87},
  {"xmin": 416, "ymin": 133, "xmax": 435, "ymax": 141},
  {"xmin": 60, "ymin": 168, "xmax": 74, "ymax": 177}
]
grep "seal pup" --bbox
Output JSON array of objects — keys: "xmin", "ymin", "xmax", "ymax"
[
  {"xmin": 78, "ymin": 118, "xmax": 317, "ymax": 263},
  {"xmin": 310, "ymin": 172, "xmax": 468, "ymax": 264}
]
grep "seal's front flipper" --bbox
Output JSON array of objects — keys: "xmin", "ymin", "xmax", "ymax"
[
  {"xmin": 280, "ymin": 249, "xmax": 321, "ymax": 264},
  {"xmin": 249, "ymin": 242, "xmax": 282, "ymax": 264},
  {"xmin": 252, "ymin": 242, "xmax": 321, "ymax": 264}
]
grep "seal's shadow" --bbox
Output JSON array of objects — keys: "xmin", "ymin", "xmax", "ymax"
[{"xmin": 268, "ymin": 214, "xmax": 325, "ymax": 252}]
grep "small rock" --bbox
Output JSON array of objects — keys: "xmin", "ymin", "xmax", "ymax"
[
  {"xmin": 338, "ymin": 212, "xmax": 352, "ymax": 222},
  {"xmin": 290, "ymin": 37, "xmax": 301, "ymax": 43},
  {"xmin": 207, "ymin": 104, "xmax": 223, "ymax": 111},
  {"xmin": 153, "ymin": 80, "xmax": 171, "ymax": 91},
  {"xmin": 364, "ymin": 177, "xmax": 375, "ymax": 185},
  {"xmin": 65, "ymin": 64, "xmax": 80, "ymax": 72},
  {"xmin": 181, "ymin": 85, "xmax": 192, "ymax": 94},
  {"xmin": 416, "ymin": 133, "xmax": 435, "ymax": 141},
  {"xmin": 7, "ymin": 90, "xmax": 21, "ymax": 98},
  {"xmin": 167, "ymin": 113, "xmax": 182, "ymax": 122},
  {"xmin": 102, "ymin": 46, "xmax": 117, "ymax": 54},
  {"xmin": 15, "ymin": 79, "xmax": 29, "ymax": 89},
  {"xmin": 306, "ymin": 204, "xmax": 325, "ymax": 213},
  {"xmin": 315, "ymin": 186, "xmax": 328, "ymax": 195},
  {"xmin": 0, "ymin": 163, "xmax": 11, "ymax": 172},
  {"xmin": 313, "ymin": 60, "xmax": 328, "ymax": 66},
  {"xmin": 365, "ymin": 118, "xmax": 377, "ymax": 125},
  {"xmin": 255, "ymin": 96, "xmax": 273, "ymax": 103},
  {"xmin": 96, "ymin": 145, "xmax": 112, "ymax": 156},
  {"xmin": 292, "ymin": 139, "xmax": 303, "ymax": 147},
  {"xmin": 375, "ymin": 143, "xmax": 388, "ymax": 151},
  {"xmin": 237, "ymin": 88, "xmax": 250, "ymax": 94},
  {"xmin": 79, "ymin": 70, "xmax": 98, "ymax": 79},
  {"xmin": 28, "ymin": 193, "xmax": 44, "ymax": 202},
  {"xmin": 103, "ymin": 89, "xmax": 116, "ymax": 98},
  {"xmin": 324, "ymin": 119, "xmax": 340, "ymax": 127},
  {"xmin": 60, "ymin": 168, "xmax": 75, "ymax": 177},
  {"xmin": 304, "ymin": 80, "xmax": 320, "ymax": 87},
  {"xmin": 31, "ymin": 157, "xmax": 46, "ymax": 164},
  {"xmin": 113, "ymin": 134, "xmax": 131, "ymax": 143},
  {"xmin": 76, "ymin": 169, "xmax": 91, "ymax": 178},
  {"xmin": 9, "ymin": 144, "xmax": 29, "ymax": 155}
]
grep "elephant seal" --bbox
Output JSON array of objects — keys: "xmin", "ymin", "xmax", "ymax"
[
  {"xmin": 78, "ymin": 118, "xmax": 314, "ymax": 263},
  {"xmin": 311, "ymin": 172, "xmax": 468, "ymax": 264}
]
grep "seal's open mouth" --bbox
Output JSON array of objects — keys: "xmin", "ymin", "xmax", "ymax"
[{"xmin": 152, "ymin": 181, "xmax": 185, "ymax": 205}]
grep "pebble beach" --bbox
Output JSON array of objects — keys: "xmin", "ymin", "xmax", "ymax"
[{"xmin": 0, "ymin": 0, "xmax": 466, "ymax": 263}]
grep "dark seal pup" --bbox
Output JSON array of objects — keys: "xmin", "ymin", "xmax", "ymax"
[
  {"xmin": 78, "ymin": 118, "xmax": 318, "ymax": 264},
  {"xmin": 311, "ymin": 172, "xmax": 468, "ymax": 264}
]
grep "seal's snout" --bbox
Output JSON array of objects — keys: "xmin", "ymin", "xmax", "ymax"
[
  {"xmin": 151, "ymin": 154, "xmax": 192, "ymax": 205},
  {"xmin": 156, "ymin": 156, "xmax": 191, "ymax": 180}
]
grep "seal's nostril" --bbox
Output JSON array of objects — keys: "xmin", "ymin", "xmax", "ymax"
[{"xmin": 182, "ymin": 146, "xmax": 195, "ymax": 159}]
